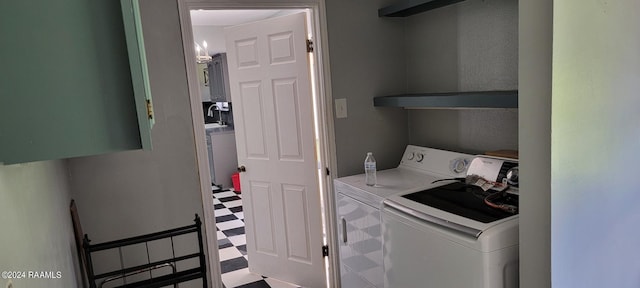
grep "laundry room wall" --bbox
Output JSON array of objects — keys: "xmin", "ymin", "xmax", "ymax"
[
  {"xmin": 326, "ymin": 0, "xmax": 409, "ymax": 177},
  {"xmin": 0, "ymin": 161, "xmax": 80, "ymax": 288},
  {"xmin": 404, "ymin": 0, "xmax": 519, "ymax": 154}
]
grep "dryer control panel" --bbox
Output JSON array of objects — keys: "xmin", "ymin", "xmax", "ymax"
[
  {"xmin": 399, "ymin": 145, "xmax": 473, "ymax": 178},
  {"xmin": 467, "ymin": 156, "xmax": 519, "ymax": 191}
]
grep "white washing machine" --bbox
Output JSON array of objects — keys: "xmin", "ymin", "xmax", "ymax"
[
  {"xmin": 334, "ymin": 145, "xmax": 473, "ymax": 288},
  {"xmin": 382, "ymin": 156, "xmax": 520, "ymax": 288}
]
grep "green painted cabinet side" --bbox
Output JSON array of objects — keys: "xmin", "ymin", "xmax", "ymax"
[
  {"xmin": 121, "ymin": 0, "xmax": 154, "ymax": 149},
  {"xmin": 0, "ymin": 0, "xmax": 152, "ymax": 164}
]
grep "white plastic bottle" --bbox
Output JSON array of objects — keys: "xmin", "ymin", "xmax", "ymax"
[{"xmin": 364, "ymin": 152, "xmax": 377, "ymax": 186}]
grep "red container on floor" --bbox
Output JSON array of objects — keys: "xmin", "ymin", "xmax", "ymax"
[{"xmin": 232, "ymin": 172, "xmax": 241, "ymax": 193}]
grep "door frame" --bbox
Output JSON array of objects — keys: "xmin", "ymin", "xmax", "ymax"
[{"xmin": 177, "ymin": 1, "xmax": 339, "ymax": 287}]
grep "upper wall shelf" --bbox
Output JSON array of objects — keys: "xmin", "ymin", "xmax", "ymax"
[
  {"xmin": 378, "ymin": 0, "xmax": 466, "ymax": 17},
  {"xmin": 373, "ymin": 90, "xmax": 518, "ymax": 109}
]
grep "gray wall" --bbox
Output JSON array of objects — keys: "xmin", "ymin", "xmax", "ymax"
[
  {"xmin": 326, "ymin": 0, "xmax": 409, "ymax": 177},
  {"xmin": 405, "ymin": 0, "xmax": 518, "ymax": 154},
  {"xmin": 519, "ymin": 0, "xmax": 551, "ymax": 287},
  {"xmin": 0, "ymin": 161, "xmax": 80, "ymax": 288},
  {"xmin": 67, "ymin": 0, "xmax": 205, "ymax": 286},
  {"xmin": 408, "ymin": 109, "xmax": 518, "ymax": 154},
  {"xmin": 325, "ymin": 0, "xmax": 518, "ymax": 173},
  {"xmin": 552, "ymin": 0, "xmax": 640, "ymax": 287}
]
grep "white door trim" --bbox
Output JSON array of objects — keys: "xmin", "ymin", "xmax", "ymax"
[{"xmin": 177, "ymin": 1, "xmax": 339, "ymax": 287}]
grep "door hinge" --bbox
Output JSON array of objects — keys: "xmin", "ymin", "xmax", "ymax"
[
  {"xmin": 146, "ymin": 99, "xmax": 154, "ymax": 120},
  {"xmin": 326, "ymin": 167, "xmax": 330, "ymax": 176},
  {"xmin": 306, "ymin": 39, "xmax": 314, "ymax": 53},
  {"xmin": 322, "ymin": 245, "xmax": 329, "ymax": 257}
]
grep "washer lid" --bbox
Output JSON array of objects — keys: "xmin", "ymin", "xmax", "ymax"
[
  {"xmin": 385, "ymin": 180, "xmax": 519, "ymax": 237},
  {"xmin": 401, "ymin": 182, "xmax": 518, "ymax": 224}
]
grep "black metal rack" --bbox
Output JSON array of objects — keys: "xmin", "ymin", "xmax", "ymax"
[{"xmin": 82, "ymin": 215, "xmax": 207, "ymax": 288}]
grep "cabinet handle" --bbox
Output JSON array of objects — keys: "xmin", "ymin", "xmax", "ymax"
[
  {"xmin": 237, "ymin": 166, "xmax": 246, "ymax": 172},
  {"xmin": 341, "ymin": 217, "xmax": 347, "ymax": 244}
]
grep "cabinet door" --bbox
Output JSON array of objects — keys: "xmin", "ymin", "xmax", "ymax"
[
  {"xmin": 209, "ymin": 53, "xmax": 230, "ymax": 102},
  {"xmin": 0, "ymin": 0, "xmax": 152, "ymax": 164},
  {"xmin": 198, "ymin": 63, "xmax": 212, "ymax": 102},
  {"xmin": 209, "ymin": 56, "xmax": 223, "ymax": 102},
  {"xmin": 336, "ymin": 192, "xmax": 384, "ymax": 288},
  {"xmin": 121, "ymin": 0, "xmax": 154, "ymax": 148},
  {"xmin": 210, "ymin": 132, "xmax": 238, "ymax": 188},
  {"xmin": 206, "ymin": 132, "xmax": 216, "ymax": 185}
]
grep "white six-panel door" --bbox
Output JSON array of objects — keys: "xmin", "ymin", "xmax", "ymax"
[{"xmin": 224, "ymin": 12, "xmax": 325, "ymax": 288}]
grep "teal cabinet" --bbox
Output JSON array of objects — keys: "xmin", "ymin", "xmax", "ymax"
[{"xmin": 0, "ymin": 0, "xmax": 153, "ymax": 164}]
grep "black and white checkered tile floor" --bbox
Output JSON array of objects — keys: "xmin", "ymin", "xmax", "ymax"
[{"xmin": 213, "ymin": 189, "xmax": 301, "ymax": 288}]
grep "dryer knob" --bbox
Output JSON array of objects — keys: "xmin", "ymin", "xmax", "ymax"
[
  {"xmin": 407, "ymin": 152, "xmax": 415, "ymax": 160},
  {"xmin": 450, "ymin": 158, "xmax": 470, "ymax": 174},
  {"xmin": 416, "ymin": 153, "xmax": 424, "ymax": 162}
]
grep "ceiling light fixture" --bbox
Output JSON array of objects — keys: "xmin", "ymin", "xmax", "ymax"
[{"xmin": 195, "ymin": 41, "xmax": 211, "ymax": 63}]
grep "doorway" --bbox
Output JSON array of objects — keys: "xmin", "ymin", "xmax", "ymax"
[{"xmin": 177, "ymin": 2, "xmax": 338, "ymax": 288}]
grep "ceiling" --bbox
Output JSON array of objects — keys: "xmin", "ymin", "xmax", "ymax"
[{"xmin": 190, "ymin": 10, "xmax": 284, "ymax": 26}]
